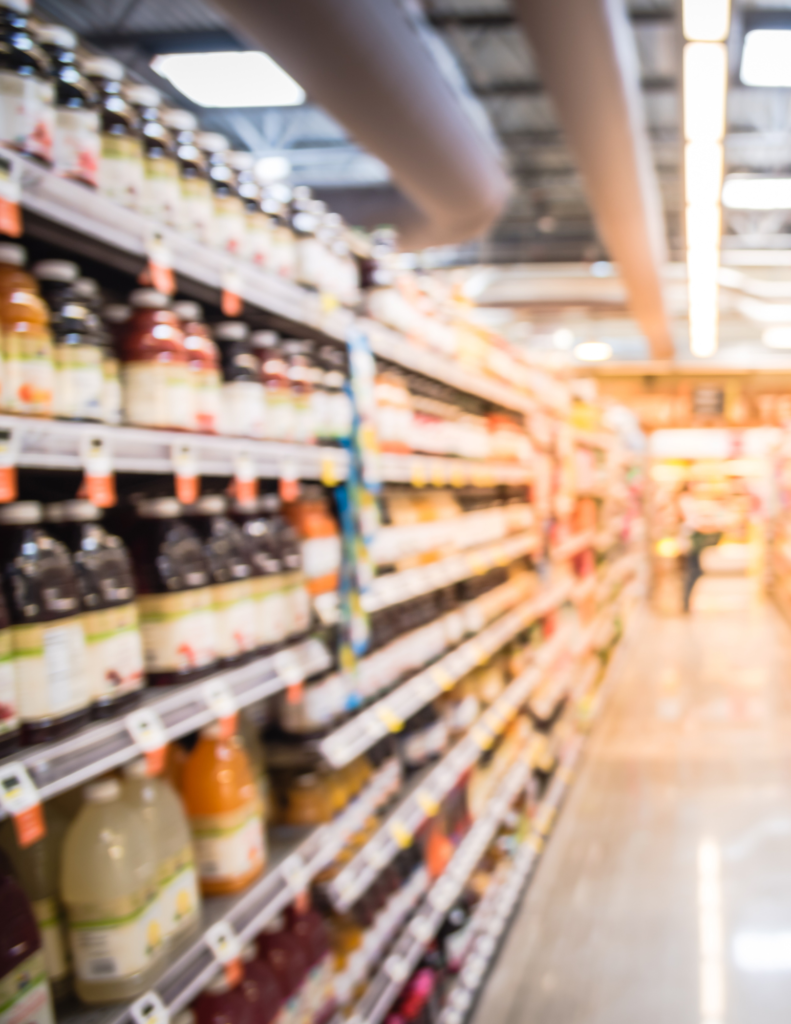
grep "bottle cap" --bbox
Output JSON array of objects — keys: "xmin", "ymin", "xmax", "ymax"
[
  {"xmin": 173, "ymin": 300, "xmax": 204, "ymax": 324},
  {"xmin": 214, "ymin": 321, "xmax": 249, "ymax": 342},
  {"xmin": 227, "ymin": 150, "xmax": 254, "ymax": 172},
  {"xmin": 136, "ymin": 496, "xmax": 183, "ymax": 519},
  {"xmin": 32, "ymin": 259, "xmax": 79, "ymax": 283},
  {"xmin": 162, "ymin": 108, "xmax": 198, "ymax": 132},
  {"xmin": 187, "ymin": 494, "xmax": 227, "ymax": 516},
  {"xmin": 129, "ymin": 288, "xmax": 171, "ymax": 310},
  {"xmin": 75, "ymin": 277, "xmax": 101, "ymax": 301},
  {"xmin": 250, "ymin": 329, "xmax": 278, "ymax": 350},
  {"xmin": 102, "ymin": 303, "xmax": 131, "ymax": 324},
  {"xmin": 196, "ymin": 131, "xmax": 229, "ymax": 154},
  {"xmin": 34, "ymin": 23, "xmax": 76, "ymax": 48},
  {"xmin": 0, "ymin": 243, "xmax": 26, "ymax": 267},
  {"xmin": 122, "ymin": 758, "xmax": 149, "ymax": 780},
  {"xmin": 125, "ymin": 83, "xmax": 162, "ymax": 108},
  {"xmin": 82, "ymin": 55, "xmax": 125, "ymax": 81},
  {"xmin": 0, "ymin": 501, "xmax": 42, "ymax": 525},
  {"xmin": 84, "ymin": 777, "xmax": 121, "ymax": 803},
  {"xmin": 46, "ymin": 499, "xmax": 102, "ymax": 523}
]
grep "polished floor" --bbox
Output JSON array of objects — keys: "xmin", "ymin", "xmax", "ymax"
[{"xmin": 473, "ymin": 578, "xmax": 791, "ymax": 1024}]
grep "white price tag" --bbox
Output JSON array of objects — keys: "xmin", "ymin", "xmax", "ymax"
[
  {"xmin": 273, "ymin": 649, "xmax": 304, "ymax": 688},
  {"xmin": 384, "ymin": 955, "xmax": 409, "ymax": 984},
  {"xmin": 203, "ymin": 678, "xmax": 238, "ymax": 737},
  {"xmin": 204, "ymin": 920, "xmax": 242, "ymax": 965},
  {"xmin": 130, "ymin": 991, "xmax": 169, "ymax": 1024},
  {"xmin": 125, "ymin": 708, "xmax": 167, "ymax": 775},
  {"xmin": 0, "ymin": 761, "xmax": 44, "ymax": 847},
  {"xmin": 280, "ymin": 852, "xmax": 308, "ymax": 896},
  {"xmin": 409, "ymin": 916, "xmax": 434, "ymax": 945}
]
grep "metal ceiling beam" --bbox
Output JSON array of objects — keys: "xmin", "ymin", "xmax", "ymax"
[
  {"xmin": 473, "ymin": 76, "xmax": 677, "ymax": 97},
  {"xmin": 512, "ymin": 0, "xmax": 674, "ymax": 359}
]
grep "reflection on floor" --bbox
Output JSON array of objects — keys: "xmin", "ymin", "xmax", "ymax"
[{"xmin": 471, "ymin": 595, "xmax": 791, "ymax": 1024}]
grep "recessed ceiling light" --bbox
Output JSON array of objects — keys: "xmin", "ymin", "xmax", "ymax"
[
  {"xmin": 762, "ymin": 325, "xmax": 791, "ymax": 348},
  {"xmin": 722, "ymin": 176, "xmax": 791, "ymax": 210},
  {"xmin": 741, "ymin": 29, "xmax": 791, "ymax": 87},
  {"xmin": 574, "ymin": 341, "xmax": 612, "ymax": 362},
  {"xmin": 151, "ymin": 51, "xmax": 306, "ymax": 108},
  {"xmin": 553, "ymin": 328, "xmax": 574, "ymax": 349}
]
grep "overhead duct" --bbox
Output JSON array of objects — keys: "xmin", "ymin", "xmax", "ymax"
[
  {"xmin": 210, "ymin": 0, "xmax": 511, "ymax": 250},
  {"xmin": 512, "ymin": 0, "xmax": 675, "ymax": 359}
]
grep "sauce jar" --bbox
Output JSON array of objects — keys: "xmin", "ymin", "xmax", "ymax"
[
  {"xmin": 0, "ymin": 0, "xmax": 53, "ymax": 164},
  {"xmin": 0, "ymin": 243, "xmax": 54, "ymax": 416},
  {"xmin": 215, "ymin": 320, "xmax": 264, "ymax": 438},
  {"xmin": 252, "ymin": 330, "xmax": 294, "ymax": 442},
  {"xmin": 173, "ymin": 300, "xmax": 221, "ymax": 434},
  {"xmin": 82, "ymin": 55, "xmax": 143, "ymax": 211},
  {"xmin": 284, "ymin": 486, "xmax": 341, "ymax": 597},
  {"xmin": 125, "ymin": 83, "xmax": 180, "ymax": 226},
  {"xmin": 197, "ymin": 131, "xmax": 245, "ymax": 255}
]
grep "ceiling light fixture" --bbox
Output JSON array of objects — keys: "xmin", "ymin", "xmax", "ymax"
[
  {"xmin": 151, "ymin": 51, "xmax": 306, "ymax": 108},
  {"xmin": 722, "ymin": 175, "xmax": 791, "ymax": 210},
  {"xmin": 553, "ymin": 328, "xmax": 574, "ymax": 349},
  {"xmin": 574, "ymin": 341, "xmax": 612, "ymax": 362},
  {"xmin": 741, "ymin": 29, "xmax": 791, "ymax": 87},
  {"xmin": 762, "ymin": 325, "xmax": 791, "ymax": 349},
  {"xmin": 682, "ymin": 0, "xmax": 730, "ymax": 359}
]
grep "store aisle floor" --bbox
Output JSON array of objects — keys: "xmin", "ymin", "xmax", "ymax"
[{"xmin": 472, "ymin": 591, "xmax": 791, "ymax": 1024}]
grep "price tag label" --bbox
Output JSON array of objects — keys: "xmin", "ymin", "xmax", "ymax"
[
  {"xmin": 203, "ymin": 679, "xmax": 237, "ymax": 738},
  {"xmin": 367, "ymin": 842, "xmax": 392, "ymax": 871},
  {"xmin": 384, "ymin": 955, "xmax": 409, "ymax": 984},
  {"xmin": 279, "ymin": 462, "xmax": 299, "ymax": 503},
  {"xmin": 233, "ymin": 452, "xmax": 257, "ymax": 505},
  {"xmin": 0, "ymin": 155, "xmax": 21, "ymax": 237},
  {"xmin": 204, "ymin": 920, "xmax": 243, "ymax": 987},
  {"xmin": 281, "ymin": 852, "xmax": 310, "ymax": 911},
  {"xmin": 130, "ymin": 991, "xmax": 169, "ymax": 1024},
  {"xmin": 450, "ymin": 463, "xmax": 467, "ymax": 489},
  {"xmin": 82, "ymin": 436, "xmax": 116, "ymax": 508},
  {"xmin": 144, "ymin": 228, "xmax": 175, "ymax": 295},
  {"xmin": 220, "ymin": 268, "xmax": 243, "ymax": 318},
  {"xmin": 409, "ymin": 916, "xmax": 434, "ymax": 945},
  {"xmin": 0, "ymin": 762, "xmax": 45, "ymax": 848},
  {"xmin": 320, "ymin": 455, "xmax": 339, "ymax": 488},
  {"xmin": 471, "ymin": 724, "xmax": 494, "ymax": 751},
  {"xmin": 430, "ymin": 665, "xmax": 455, "ymax": 693},
  {"xmin": 376, "ymin": 705, "xmax": 404, "ymax": 734},
  {"xmin": 171, "ymin": 444, "xmax": 199, "ymax": 505},
  {"xmin": 125, "ymin": 708, "xmax": 167, "ymax": 776},
  {"xmin": 410, "ymin": 459, "xmax": 427, "ymax": 488},
  {"xmin": 388, "ymin": 819, "xmax": 413, "ymax": 850},
  {"xmin": 415, "ymin": 790, "xmax": 439, "ymax": 818},
  {"xmin": 0, "ymin": 427, "xmax": 18, "ymax": 503},
  {"xmin": 430, "ymin": 461, "xmax": 446, "ymax": 488}
]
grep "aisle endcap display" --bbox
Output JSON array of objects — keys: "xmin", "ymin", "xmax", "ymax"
[{"xmin": 0, "ymin": 636, "xmax": 331, "ymax": 818}]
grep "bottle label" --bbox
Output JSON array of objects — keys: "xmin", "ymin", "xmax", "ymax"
[
  {"xmin": 252, "ymin": 575, "xmax": 288, "ymax": 646},
  {"xmin": 102, "ymin": 356, "xmax": 122, "ymax": 425},
  {"xmin": 68, "ymin": 894, "xmax": 163, "ymax": 983},
  {"xmin": 12, "ymin": 617, "xmax": 90, "ymax": 722},
  {"xmin": 54, "ymin": 107, "xmax": 100, "ymax": 186},
  {"xmin": 141, "ymin": 156, "xmax": 180, "ymax": 225},
  {"xmin": 329, "ymin": 391, "xmax": 353, "ymax": 442},
  {"xmin": 137, "ymin": 588, "xmax": 217, "ymax": 673},
  {"xmin": 179, "ymin": 178, "xmax": 212, "ymax": 244},
  {"xmin": 283, "ymin": 576, "xmax": 311, "ymax": 636},
  {"xmin": 191, "ymin": 804, "xmax": 265, "ymax": 883},
  {"xmin": 159, "ymin": 854, "xmax": 200, "ymax": 941},
  {"xmin": 32, "ymin": 898, "xmax": 69, "ymax": 984},
  {"xmin": 0, "ymin": 71, "xmax": 51, "ymax": 163},
  {"xmin": 0, "ymin": 628, "xmax": 18, "ymax": 736},
  {"xmin": 123, "ymin": 360, "xmax": 192, "ymax": 431},
  {"xmin": 211, "ymin": 195, "xmax": 245, "ymax": 254},
  {"xmin": 84, "ymin": 602, "xmax": 145, "ymax": 702},
  {"xmin": 3, "ymin": 327, "xmax": 55, "ymax": 415},
  {"xmin": 0, "ymin": 949, "xmax": 54, "ymax": 1024},
  {"xmin": 262, "ymin": 387, "xmax": 295, "ymax": 442},
  {"xmin": 192, "ymin": 367, "xmax": 221, "ymax": 433},
  {"xmin": 54, "ymin": 343, "xmax": 103, "ymax": 421},
  {"xmin": 99, "ymin": 133, "xmax": 144, "ymax": 210},
  {"xmin": 220, "ymin": 380, "xmax": 264, "ymax": 439},
  {"xmin": 300, "ymin": 536, "xmax": 341, "ymax": 583},
  {"xmin": 291, "ymin": 394, "xmax": 315, "ymax": 445},
  {"xmin": 212, "ymin": 579, "xmax": 257, "ymax": 660}
]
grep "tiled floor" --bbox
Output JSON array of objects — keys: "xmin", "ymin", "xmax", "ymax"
[{"xmin": 471, "ymin": 586, "xmax": 791, "ymax": 1024}]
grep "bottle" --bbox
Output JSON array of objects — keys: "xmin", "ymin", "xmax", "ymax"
[
  {"xmin": 0, "ymin": 501, "xmax": 90, "ymax": 744},
  {"xmin": 0, "ymin": 849, "xmax": 55, "ymax": 1024},
  {"xmin": 60, "ymin": 777, "xmax": 163, "ymax": 1003},
  {"xmin": 255, "ymin": 915, "xmax": 308, "ymax": 1024},
  {"xmin": 99, "ymin": 301, "xmax": 128, "ymax": 425},
  {"xmin": 180, "ymin": 724, "xmax": 266, "ymax": 895},
  {"xmin": 252, "ymin": 331, "xmax": 294, "ymax": 442},
  {"xmin": 34, "ymin": 24, "xmax": 99, "ymax": 186},
  {"xmin": 125, "ymin": 83, "xmax": 180, "ymax": 226},
  {"xmin": 193, "ymin": 971, "xmax": 254, "ymax": 1024},
  {"xmin": 0, "ymin": 244, "xmax": 55, "ymax": 417},
  {"xmin": 215, "ymin": 321, "xmax": 265, "ymax": 439},
  {"xmin": 120, "ymin": 288, "xmax": 192, "ymax": 431},
  {"xmin": 262, "ymin": 184, "xmax": 296, "ymax": 280},
  {"xmin": 282, "ymin": 340, "xmax": 316, "ymax": 445},
  {"xmin": 291, "ymin": 187, "xmax": 324, "ymax": 291},
  {"xmin": 33, "ymin": 260, "xmax": 104, "ymax": 422},
  {"xmin": 174, "ymin": 300, "xmax": 221, "ymax": 434},
  {"xmin": 288, "ymin": 902, "xmax": 334, "ymax": 1019},
  {"xmin": 121, "ymin": 760, "xmax": 200, "ymax": 948},
  {"xmin": 198, "ymin": 132, "xmax": 246, "ymax": 255},
  {"xmin": 316, "ymin": 344, "xmax": 353, "ymax": 447},
  {"xmin": 284, "ymin": 487, "xmax": 342, "ymax": 597},
  {"xmin": 129, "ymin": 497, "xmax": 218, "ymax": 686},
  {"xmin": 0, "ymin": 590, "xmax": 17, "ymax": 756},
  {"xmin": 163, "ymin": 109, "xmax": 212, "ymax": 245},
  {"xmin": 0, "ymin": 0, "xmax": 53, "ymax": 164},
  {"xmin": 268, "ymin": 496, "xmax": 312, "ymax": 638},
  {"xmin": 73, "ymin": 276, "xmax": 122, "ymax": 425},
  {"xmin": 234, "ymin": 498, "xmax": 289, "ymax": 651},
  {"xmin": 240, "ymin": 944, "xmax": 284, "ymax": 1024},
  {"xmin": 46, "ymin": 500, "xmax": 144, "ymax": 717},
  {"xmin": 82, "ymin": 56, "xmax": 143, "ymax": 210},
  {"xmin": 184, "ymin": 495, "xmax": 257, "ymax": 664}
]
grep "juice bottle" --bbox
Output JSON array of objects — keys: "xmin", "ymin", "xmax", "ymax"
[
  {"xmin": 173, "ymin": 301, "xmax": 221, "ymax": 434},
  {"xmin": 180, "ymin": 724, "xmax": 266, "ymax": 895},
  {"xmin": 121, "ymin": 760, "xmax": 200, "ymax": 949},
  {"xmin": 0, "ymin": 588, "xmax": 18, "ymax": 756},
  {"xmin": 255, "ymin": 915, "xmax": 308, "ymax": 1024},
  {"xmin": 184, "ymin": 495, "xmax": 257, "ymax": 664},
  {"xmin": 163, "ymin": 109, "xmax": 212, "ymax": 245},
  {"xmin": 82, "ymin": 56, "xmax": 143, "ymax": 211},
  {"xmin": 193, "ymin": 970, "xmax": 254, "ymax": 1024},
  {"xmin": 234, "ymin": 497, "xmax": 288, "ymax": 651},
  {"xmin": 215, "ymin": 322, "xmax": 265, "ymax": 439},
  {"xmin": 60, "ymin": 777, "xmax": 163, "ymax": 1003},
  {"xmin": 0, "ymin": 849, "xmax": 55, "ymax": 1024},
  {"xmin": 288, "ymin": 902, "xmax": 334, "ymax": 1020},
  {"xmin": 0, "ymin": 501, "xmax": 90, "ymax": 744},
  {"xmin": 0, "ymin": 0, "xmax": 54, "ymax": 165},
  {"xmin": 125, "ymin": 84, "xmax": 180, "ymax": 226},
  {"xmin": 284, "ymin": 487, "xmax": 341, "ymax": 597},
  {"xmin": 251, "ymin": 331, "xmax": 294, "ymax": 442},
  {"xmin": 240, "ymin": 944, "xmax": 284, "ymax": 1024},
  {"xmin": 197, "ymin": 132, "xmax": 245, "ymax": 255},
  {"xmin": 128, "ymin": 497, "xmax": 218, "ymax": 686},
  {"xmin": 0, "ymin": 244, "xmax": 55, "ymax": 417},
  {"xmin": 265, "ymin": 495, "xmax": 312, "ymax": 638},
  {"xmin": 47, "ymin": 500, "xmax": 145, "ymax": 717},
  {"xmin": 0, "ymin": 807, "xmax": 69, "ymax": 1001}
]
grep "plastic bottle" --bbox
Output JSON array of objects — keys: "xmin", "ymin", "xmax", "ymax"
[
  {"xmin": 46, "ymin": 500, "xmax": 144, "ymax": 717},
  {"xmin": 234, "ymin": 497, "xmax": 289, "ymax": 651},
  {"xmin": 163, "ymin": 109, "xmax": 212, "ymax": 245},
  {"xmin": 192, "ymin": 970, "xmax": 254, "ymax": 1024},
  {"xmin": 197, "ymin": 132, "xmax": 245, "ymax": 255},
  {"xmin": 264, "ymin": 495, "xmax": 312, "ymax": 638},
  {"xmin": 0, "ymin": 0, "xmax": 53, "ymax": 164},
  {"xmin": 0, "ymin": 501, "xmax": 90, "ymax": 744},
  {"xmin": 261, "ymin": 184, "xmax": 297, "ymax": 280},
  {"xmin": 35, "ymin": 24, "xmax": 99, "ymax": 186},
  {"xmin": 125, "ymin": 83, "xmax": 180, "ymax": 226},
  {"xmin": 255, "ymin": 915, "xmax": 308, "ymax": 1024},
  {"xmin": 82, "ymin": 56, "xmax": 143, "ymax": 210},
  {"xmin": 281, "ymin": 340, "xmax": 316, "ymax": 445},
  {"xmin": 181, "ymin": 724, "xmax": 266, "ymax": 895},
  {"xmin": 129, "ymin": 497, "xmax": 218, "ymax": 686},
  {"xmin": 252, "ymin": 331, "xmax": 294, "ymax": 443},
  {"xmin": 0, "ymin": 244, "xmax": 55, "ymax": 417},
  {"xmin": 215, "ymin": 321, "xmax": 265, "ymax": 439},
  {"xmin": 240, "ymin": 944, "xmax": 284, "ymax": 1024},
  {"xmin": 284, "ymin": 486, "xmax": 342, "ymax": 597},
  {"xmin": 288, "ymin": 902, "xmax": 334, "ymax": 1020},
  {"xmin": 60, "ymin": 777, "xmax": 163, "ymax": 1003},
  {"xmin": 173, "ymin": 300, "xmax": 221, "ymax": 434},
  {"xmin": 0, "ymin": 588, "xmax": 18, "ymax": 756},
  {"xmin": 121, "ymin": 760, "xmax": 200, "ymax": 949},
  {"xmin": 0, "ymin": 849, "xmax": 55, "ymax": 1024}
]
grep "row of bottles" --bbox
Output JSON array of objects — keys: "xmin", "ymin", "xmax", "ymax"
[
  {"xmin": 0, "ymin": 1, "xmax": 360, "ymax": 303},
  {"xmin": 0, "ymin": 490, "xmax": 315, "ymax": 751},
  {"xmin": 0, "ymin": 245, "xmax": 354, "ymax": 443}
]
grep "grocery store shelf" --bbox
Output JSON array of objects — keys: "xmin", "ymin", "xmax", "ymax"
[
  {"xmin": 319, "ymin": 582, "xmax": 571, "ymax": 769},
  {"xmin": 371, "ymin": 452, "xmax": 533, "ymax": 487},
  {"xmin": 348, "ymin": 755, "xmax": 532, "ymax": 1024},
  {"xmin": 550, "ymin": 530, "xmax": 595, "ymax": 562},
  {"xmin": 325, "ymin": 631, "xmax": 569, "ymax": 912},
  {"xmin": 0, "ymin": 637, "xmax": 331, "ymax": 817},
  {"xmin": 572, "ymin": 428, "xmax": 615, "ymax": 451}
]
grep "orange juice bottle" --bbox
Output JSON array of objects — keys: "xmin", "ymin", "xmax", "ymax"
[
  {"xmin": 180, "ymin": 723, "xmax": 266, "ymax": 895},
  {"xmin": 0, "ymin": 243, "xmax": 54, "ymax": 416}
]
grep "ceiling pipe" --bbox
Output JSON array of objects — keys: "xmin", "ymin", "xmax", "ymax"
[
  {"xmin": 209, "ymin": 0, "xmax": 511, "ymax": 250},
  {"xmin": 512, "ymin": 0, "xmax": 675, "ymax": 359}
]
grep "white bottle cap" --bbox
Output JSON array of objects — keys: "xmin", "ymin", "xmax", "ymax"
[
  {"xmin": 196, "ymin": 131, "xmax": 229, "ymax": 154},
  {"xmin": 214, "ymin": 321, "xmax": 249, "ymax": 342},
  {"xmin": 129, "ymin": 288, "xmax": 171, "ymax": 310},
  {"xmin": 46, "ymin": 499, "xmax": 101, "ymax": 524},
  {"xmin": 35, "ymin": 23, "xmax": 76, "ymax": 48},
  {"xmin": 103, "ymin": 303, "xmax": 131, "ymax": 324},
  {"xmin": 0, "ymin": 501, "xmax": 42, "ymax": 525},
  {"xmin": 32, "ymin": 259, "xmax": 80, "ymax": 283},
  {"xmin": 136, "ymin": 497, "xmax": 183, "ymax": 519},
  {"xmin": 0, "ymin": 243, "xmax": 26, "ymax": 267},
  {"xmin": 122, "ymin": 758, "xmax": 149, "ymax": 780},
  {"xmin": 173, "ymin": 300, "xmax": 204, "ymax": 324},
  {"xmin": 188, "ymin": 494, "xmax": 227, "ymax": 516},
  {"xmin": 84, "ymin": 777, "xmax": 121, "ymax": 803},
  {"xmin": 162, "ymin": 109, "xmax": 198, "ymax": 132},
  {"xmin": 125, "ymin": 83, "xmax": 162, "ymax": 108},
  {"xmin": 82, "ymin": 55, "xmax": 125, "ymax": 81}
]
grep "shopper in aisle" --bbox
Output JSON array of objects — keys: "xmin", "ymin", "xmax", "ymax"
[{"xmin": 678, "ymin": 483, "xmax": 730, "ymax": 612}]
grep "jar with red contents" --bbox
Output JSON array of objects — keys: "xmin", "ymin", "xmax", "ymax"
[{"xmin": 120, "ymin": 288, "xmax": 192, "ymax": 430}]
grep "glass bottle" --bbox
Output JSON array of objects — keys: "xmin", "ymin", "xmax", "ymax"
[
  {"xmin": 197, "ymin": 131, "xmax": 245, "ymax": 255},
  {"xmin": 162, "ymin": 108, "xmax": 212, "ymax": 244},
  {"xmin": 82, "ymin": 55, "xmax": 143, "ymax": 210},
  {"xmin": 125, "ymin": 83, "xmax": 180, "ymax": 226},
  {"xmin": 0, "ymin": 243, "xmax": 54, "ymax": 416},
  {"xmin": 0, "ymin": 0, "xmax": 53, "ymax": 164},
  {"xmin": 173, "ymin": 300, "xmax": 221, "ymax": 433},
  {"xmin": 215, "ymin": 320, "xmax": 264, "ymax": 438}
]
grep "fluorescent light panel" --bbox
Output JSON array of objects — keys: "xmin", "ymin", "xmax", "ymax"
[
  {"xmin": 741, "ymin": 29, "xmax": 791, "ymax": 87},
  {"xmin": 763, "ymin": 326, "xmax": 791, "ymax": 349},
  {"xmin": 574, "ymin": 341, "xmax": 612, "ymax": 362},
  {"xmin": 151, "ymin": 51, "xmax": 306, "ymax": 108},
  {"xmin": 683, "ymin": 43, "xmax": 728, "ymax": 142},
  {"xmin": 683, "ymin": 0, "xmax": 731, "ymax": 41},
  {"xmin": 722, "ymin": 176, "xmax": 791, "ymax": 210},
  {"xmin": 684, "ymin": 142, "xmax": 723, "ymax": 207}
]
